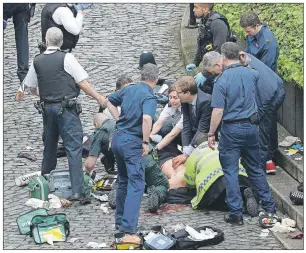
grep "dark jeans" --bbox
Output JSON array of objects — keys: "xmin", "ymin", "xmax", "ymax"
[
  {"xmin": 111, "ymin": 131, "xmax": 145, "ymax": 234},
  {"xmin": 13, "ymin": 10, "xmax": 29, "ymax": 84},
  {"xmin": 42, "ymin": 103, "xmax": 84, "ymax": 195},
  {"xmin": 218, "ymin": 122, "xmax": 276, "ymax": 216},
  {"xmin": 268, "ymin": 86, "xmax": 286, "ymax": 160}
]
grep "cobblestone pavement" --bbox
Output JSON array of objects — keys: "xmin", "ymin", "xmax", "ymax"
[{"xmin": 3, "ymin": 4, "xmax": 284, "ymax": 250}]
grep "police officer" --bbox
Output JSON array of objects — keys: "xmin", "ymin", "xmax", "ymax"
[
  {"xmin": 202, "ymin": 50, "xmax": 285, "ymax": 175},
  {"xmin": 240, "ymin": 12, "xmax": 279, "ymax": 164},
  {"xmin": 3, "ymin": 3, "xmax": 36, "ymax": 101},
  {"xmin": 207, "ymin": 42, "xmax": 276, "ymax": 225},
  {"xmin": 240, "ymin": 11, "xmax": 278, "ymax": 72},
  {"xmin": 23, "ymin": 27, "xmax": 106, "ymax": 203},
  {"xmin": 239, "ymin": 51, "xmax": 285, "ymax": 174},
  {"xmin": 40, "ymin": 3, "xmax": 93, "ymax": 53},
  {"xmin": 106, "ymin": 63, "xmax": 158, "ymax": 235},
  {"xmin": 185, "ymin": 3, "xmax": 234, "ymax": 93}
]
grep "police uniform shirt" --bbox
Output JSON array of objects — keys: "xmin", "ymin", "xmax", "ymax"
[
  {"xmin": 245, "ymin": 53, "xmax": 283, "ymax": 108},
  {"xmin": 245, "ymin": 24, "xmax": 278, "ymax": 72},
  {"xmin": 52, "ymin": 6, "xmax": 83, "ymax": 36},
  {"xmin": 108, "ymin": 82, "xmax": 157, "ymax": 137},
  {"xmin": 211, "ymin": 63, "xmax": 259, "ymax": 121},
  {"xmin": 158, "ymin": 104, "xmax": 183, "ymax": 130},
  {"xmin": 23, "ymin": 46, "xmax": 89, "ymax": 89}
]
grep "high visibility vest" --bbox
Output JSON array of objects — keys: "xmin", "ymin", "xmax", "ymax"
[{"xmin": 184, "ymin": 142, "xmax": 248, "ymax": 209}]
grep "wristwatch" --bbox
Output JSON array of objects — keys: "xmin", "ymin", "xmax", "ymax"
[{"xmin": 142, "ymin": 140, "xmax": 149, "ymax": 145}]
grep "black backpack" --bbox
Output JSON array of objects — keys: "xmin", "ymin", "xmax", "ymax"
[{"xmin": 170, "ymin": 225, "xmax": 224, "ymax": 249}]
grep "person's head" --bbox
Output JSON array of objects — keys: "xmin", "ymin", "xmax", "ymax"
[
  {"xmin": 240, "ymin": 11, "xmax": 262, "ymax": 37},
  {"xmin": 116, "ymin": 75, "xmax": 133, "ymax": 91},
  {"xmin": 193, "ymin": 3, "xmax": 214, "ymax": 18},
  {"xmin": 173, "ymin": 76, "xmax": 198, "ymax": 103},
  {"xmin": 93, "ymin": 113, "xmax": 109, "ymax": 129},
  {"xmin": 138, "ymin": 52, "xmax": 156, "ymax": 70},
  {"xmin": 167, "ymin": 86, "xmax": 181, "ymax": 109},
  {"xmin": 202, "ymin": 51, "xmax": 223, "ymax": 75},
  {"xmin": 239, "ymin": 51, "xmax": 249, "ymax": 67},
  {"xmin": 140, "ymin": 63, "xmax": 159, "ymax": 87},
  {"xmin": 45, "ymin": 27, "xmax": 63, "ymax": 48},
  {"xmin": 221, "ymin": 42, "xmax": 240, "ymax": 67}
]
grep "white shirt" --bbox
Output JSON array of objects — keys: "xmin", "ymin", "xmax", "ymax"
[
  {"xmin": 104, "ymin": 107, "xmax": 121, "ymax": 120},
  {"xmin": 158, "ymin": 104, "xmax": 183, "ymax": 130},
  {"xmin": 23, "ymin": 47, "xmax": 89, "ymax": 89},
  {"xmin": 52, "ymin": 7, "xmax": 83, "ymax": 36}
]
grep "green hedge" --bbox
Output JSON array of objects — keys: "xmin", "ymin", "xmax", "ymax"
[{"xmin": 214, "ymin": 3, "xmax": 304, "ymax": 87}]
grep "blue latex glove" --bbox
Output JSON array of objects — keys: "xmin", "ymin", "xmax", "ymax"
[
  {"xmin": 151, "ymin": 135, "xmax": 163, "ymax": 143},
  {"xmin": 73, "ymin": 3, "xmax": 93, "ymax": 12},
  {"xmin": 194, "ymin": 72, "xmax": 207, "ymax": 88},
  {"xmin": 3, "ymin": 20, "xmax": 7, "ymax": 30},
  {"xmin": 186, "ymin": 63, "xmax": 196, "ymax": 72}
]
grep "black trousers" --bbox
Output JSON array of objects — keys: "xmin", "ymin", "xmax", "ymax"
[{"xmin": 13, "ymin": 10, "xmax": 29, "ymax": 84}]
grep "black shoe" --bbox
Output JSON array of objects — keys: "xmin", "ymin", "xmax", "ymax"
[
  {"xmin": 244, "ymin": 188, "xmax": 259, "ymax": 217},
  {"xmin": 108, "ymin": 184, "xmax": 117, "ymax": 209},
  {"xmin": 147, "ymin": 186, "xmax": 159, "ymax": 213},
  {"xmin": 68, "ymin": 193, "xmax": 91, "ymax": 205},
  {"xmin": 224, "ymin": 214, "xmax": 244, "ymax": 225},
  {"xmin": 297, "ymin": 182, "xmax": 304, "ymax": 192},
  {"xmin": 68, "ymin": 193, "xmax": 85, "ymax": 201},
  {"xmin": 290, "ymin": 191, "xmax": 304, "ymax": 205}
]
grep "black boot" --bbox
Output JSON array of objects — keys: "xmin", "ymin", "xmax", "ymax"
[
  {"xmin": 244, "ymin": 188, "xmax": 258, "ymax": 217},
  {"xmin": 224, "ymin": 214, "xmax": 244, "ymax": 225},
  {"xmin": 108, "ymin": 182, "xmax": 117, "ymax": 209},
  {"xmin": 147, "ymin": 186, "xmax": 159, "ymax": 213}
]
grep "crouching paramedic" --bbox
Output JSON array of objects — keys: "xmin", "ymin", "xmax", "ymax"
[
  {"xmin": 184, "ymin": 141, "xmax": 258, "ymax": 217},
  {"xmin": 23, "ymin": 27, "xmax": 106, "ymax": 203}
]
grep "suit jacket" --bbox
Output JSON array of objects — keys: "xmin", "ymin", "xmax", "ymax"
[{"xmin": 181, "ymin": 89, "xmax": 212, "ymax": 147}]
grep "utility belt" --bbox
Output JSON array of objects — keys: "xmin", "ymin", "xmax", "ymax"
[
  {"xmin": 223, "ymin": 113, "xmax": 259, "ymax": 125},
  {"xmin": 34, "ymin": 97, "xmax": 82, "ymax": 116}
]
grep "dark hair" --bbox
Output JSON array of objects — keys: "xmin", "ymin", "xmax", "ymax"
[
  {"xmin": 167, "ymin": 85, "xmax": 177, "ymax": 95},
  {"xmin": 240, "ymin": 11, "xmax": 261, "ymax": 28},
  {"xmin": 174, "ymin": 76, "xmax": 198, "ymax": 95},
  {"xmin": 197, "ymin": 3, "xmax": 214, "ymax": 11},
  {"xmin": 221, "ymin": 42, "xmax": 240, "ymax": 60},
  {"xmin": 116, "ymin": 75, "xmax": 133, "ymax": 90}
]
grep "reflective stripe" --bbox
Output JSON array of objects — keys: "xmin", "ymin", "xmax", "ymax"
[{"xmin": 196, "ymin": 152, "xmax": 219, "ymax": 175}]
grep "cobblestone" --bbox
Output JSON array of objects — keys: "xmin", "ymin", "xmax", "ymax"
[{"xmin": 3, "ymin": 3, "xmax": 284, "ymax": 250}]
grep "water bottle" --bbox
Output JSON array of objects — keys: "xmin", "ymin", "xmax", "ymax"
[{"xmin": 15, "ymin": 171, "xmax": 41, "ymax": 186}]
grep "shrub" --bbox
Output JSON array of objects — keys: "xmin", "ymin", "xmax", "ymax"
[{"xmin": 215, "ymin": 3, "xmax": 304, "ymax": 87}]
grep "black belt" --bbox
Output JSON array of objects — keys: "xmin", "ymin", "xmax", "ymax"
[{"xmin": 41, "ymin": 100, "xmax": 62, "ymax": 104}]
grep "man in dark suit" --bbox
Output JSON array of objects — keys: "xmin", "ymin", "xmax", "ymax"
[{"xmin": 172, "ymin": 76, "xmax": 212, "ymax": 169}]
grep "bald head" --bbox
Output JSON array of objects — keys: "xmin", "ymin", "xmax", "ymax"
[
  {"xmin": 94, "ymin": 113, "xmax": 110, "ymax": 129},
  {"xmin": 45, "ymin": 27, "xmax": 63, "ymax": 48}
]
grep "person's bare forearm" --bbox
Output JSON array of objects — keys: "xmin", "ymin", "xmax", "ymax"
[
  {"xmin": 209, "ymin": 108, "xmax": 223, "ymax": 134},
  {"xmin": 106, "ymin": 100, "xmax": 119, "ymax": 121},
  {"xmin": 143, "ymin": 115, "xmax": 153, "ymax": 142},
  {"xmin": 150, "ymin": 119, "xmax": 164, "ymax": 136},
  {"xmin": 78, "ymin": 80, "xmax": 100, "ymax": 101},
  {"xmin": 158, "ymin": 127, "xmax": 181, "ymax": 150}
]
